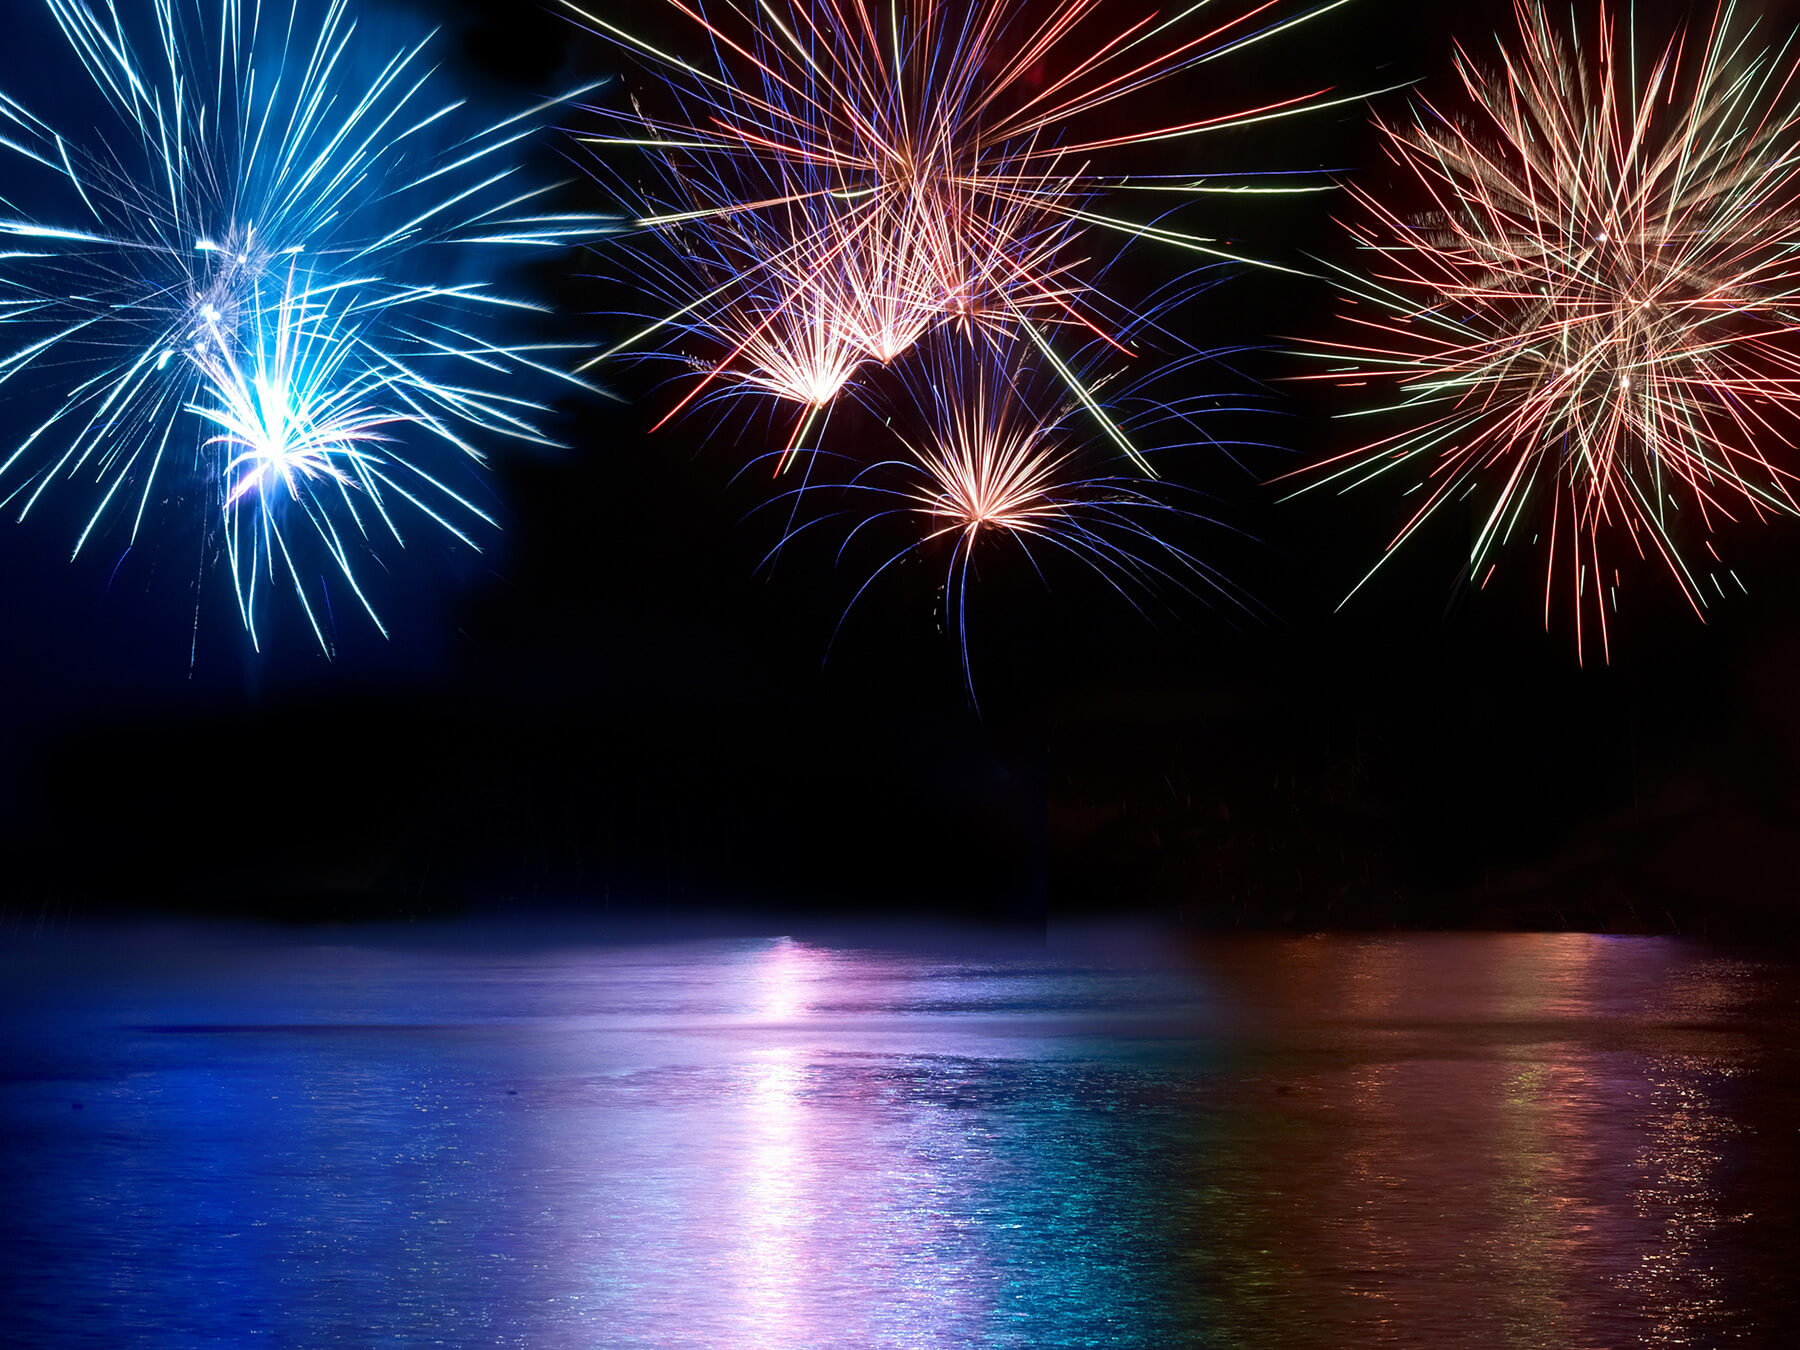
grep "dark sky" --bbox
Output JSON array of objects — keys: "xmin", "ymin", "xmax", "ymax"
[{"xmin": 3, "ymin": 0, "xmax": 1800, "ymax": 932}]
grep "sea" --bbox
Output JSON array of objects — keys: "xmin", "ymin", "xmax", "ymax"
[{"xmin": 2, "ymin": 924, "xmax": 1796, "ymax": 1347}]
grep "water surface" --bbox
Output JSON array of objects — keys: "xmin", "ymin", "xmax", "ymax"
[{"xmin": 2, "ymin": 926, "xmax": 1796, "ymax": 1347}]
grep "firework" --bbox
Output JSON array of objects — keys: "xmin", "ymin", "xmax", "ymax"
[
  {"xmin": 761, "ymin": 322, "xmax": 1259, "ymax": 695},
  {"xmin": 566, "ymin": 0, "xmax": 1364, "ymax": 467},
  {"xmin": 0, "ymin": 0, "xmax": 607, "ymax": 650},
  {"xmin": 1291, "ymin": 0, "xmax": 1800, "ymax": 660},
  {"xmin": 190, "ymin": 267, "xmax": 503, "ymax": 652},
  {"xmin": 587, "ymin": 141, "xmax": 1092, "ymax": 476}
]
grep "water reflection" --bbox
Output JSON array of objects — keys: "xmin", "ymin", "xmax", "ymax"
[
  {"xmin": 737, "ymin": 941, "xmax": 815, "ymax": 1347},
  {"xmin": 0, "ymin": 930, "xmax": 1795, "ymax": 1347}
]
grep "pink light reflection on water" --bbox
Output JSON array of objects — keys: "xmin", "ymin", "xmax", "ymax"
[
  {"xmin": 534, "ymin": 936, "xmax": 1034, "ymax": 1347},
  {"xmin": 735, "ymin": 940, "xmax": 823, "ymax": 1349}
]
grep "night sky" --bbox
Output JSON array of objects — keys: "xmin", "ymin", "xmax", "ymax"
[{"xmin": 5, "ymin": 0, "xmax": 1800, "ymax": 935}]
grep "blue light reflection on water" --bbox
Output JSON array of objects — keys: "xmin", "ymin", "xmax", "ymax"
[{"xmin": 1, "ymin": 928, "xmax": 1796, "ymax": 1347}]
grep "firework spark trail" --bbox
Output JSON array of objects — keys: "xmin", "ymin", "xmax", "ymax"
[
  {"xmin": 565, "ymin": 0, "xmax": 1366, "ymax": 469},
  {"xmin": 1287, "ymin": 0, "xmax": 1800, "ymax": 661},
  {"xmin": 0, "ymin": 0, "xmax": 610, "ymax": 650}
]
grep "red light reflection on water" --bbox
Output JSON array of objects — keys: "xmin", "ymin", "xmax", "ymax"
[{"xmin": 1181, "ymin": 933, "xmax": 1777, "ymax": 1348}]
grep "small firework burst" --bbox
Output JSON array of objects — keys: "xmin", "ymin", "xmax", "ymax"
[
  {"xmin": 762, "ymin": 328, "xmax": 1257, "ymax": 696},
  {"xmin": 189, "ymin": 268, "xmax": 497, "ymax": 652},
  {"xmin": 1292, "ymin": 0, "xmax": 1800, "ymax": 659}
]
